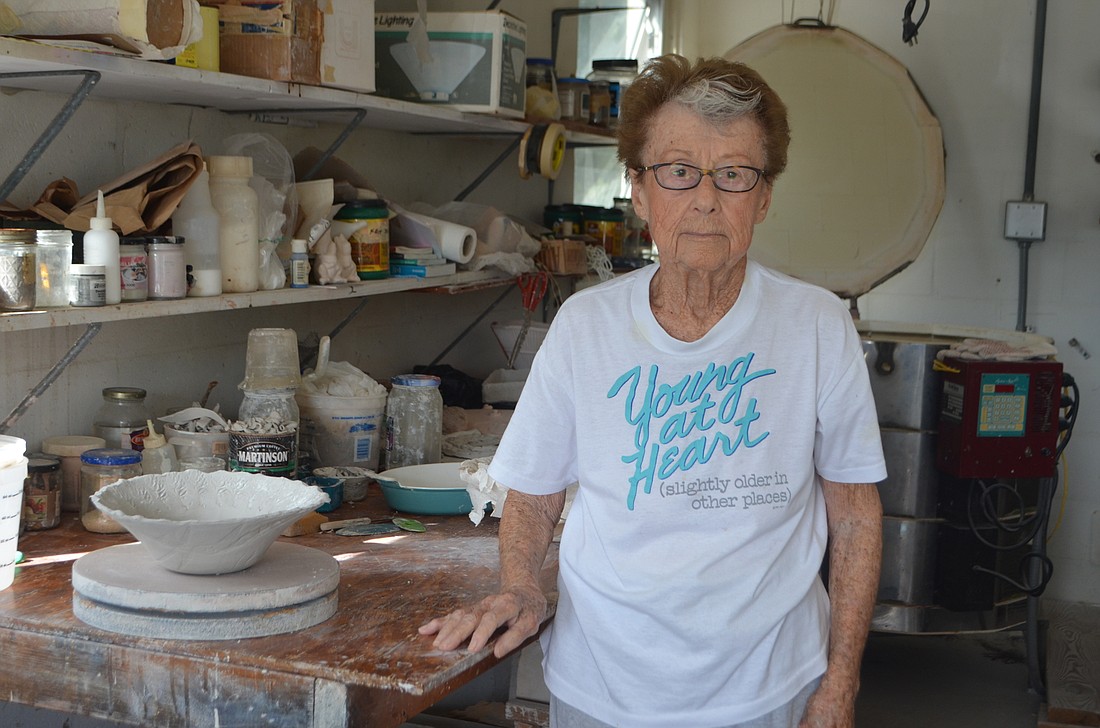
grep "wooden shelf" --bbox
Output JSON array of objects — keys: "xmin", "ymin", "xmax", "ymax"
[
  {"xmin": 0, "ymin": 36, "xmax": 616, "ymax": 143},
  {"xmin": 0, "ymin": 270, "xmax": 513, "ymax": 333}
]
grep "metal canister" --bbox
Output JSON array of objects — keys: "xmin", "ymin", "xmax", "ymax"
[
  {"xmin": 0, "ymin": 228, "xmax": 38, "ymax": 311},
  {"xmin": 332, "ymin": 200, "xmax": 390, "ymax": 280}
]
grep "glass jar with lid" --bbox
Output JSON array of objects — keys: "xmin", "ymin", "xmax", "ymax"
[
  {"xmin": 79, "ymin": 448, "xmax": 142, "ymax": 533},
  {"xmin": 587, "ymin": 59, "xmax": 639, "ymax": 127},
  {"xmin": 118, "ymin": 237, "xmax": 149, "ymax": 303},
  {"xmin": 332, "ymin": 200, "xmax": 390, "ymax": 280},
  {"xmin": 35, "ymin": 229, "xmax": 73, "ymax": 308},
  {"xmin": 24, "ymin": 454, "xmax": 62, "ymax": 530},
  {"xmin": 0, "ymin": 228, "xmax": 38, "ymax": 312},
  {"xmin": 383, "ymin": 375, "xmax": 443, "ymax": 469},
  {"xmin": 93, "ymin": 387, "xmax": 151, "ymax": 451}
]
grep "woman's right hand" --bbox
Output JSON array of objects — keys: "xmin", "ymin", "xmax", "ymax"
[{"xmin": 418, "ymin": 582, "xmax": 547, "ymax": 658}]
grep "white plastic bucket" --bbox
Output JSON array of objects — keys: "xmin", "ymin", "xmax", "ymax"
[
  {"xmin": 1, "ymin": 445, "xmax": 28, "ymax": 591},
  {"xmin": 297, "ymin": 392, "xmax": 387, "ymax": 471}
]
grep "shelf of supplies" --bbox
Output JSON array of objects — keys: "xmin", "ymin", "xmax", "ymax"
[
  {"xmin": 0, "ymin": 270, "xmax": 513, "ymax": 333},
  {"xmin": 0, "ymin": 36, "xmax": 615, "ymax": 144}
]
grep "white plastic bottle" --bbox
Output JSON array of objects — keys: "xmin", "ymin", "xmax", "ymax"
[
  {"xmin": 207, "ymin": 155, "xmax": 260, "ymax": 293},
  {"xmin": 173, "ymin": 167, "xmax": 222, "ymax": 297},
  {"xmin": 83, "ymin": 190, "xmax": 122, "ymax": 305},
  {"xmin": 140, "ymin": 420, "xmax": 178, "ymax": 474}
]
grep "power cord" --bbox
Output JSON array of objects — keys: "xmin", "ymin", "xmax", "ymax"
[{"xmin": 902, "ymin": 0, "xmax": 930, "ymax": 45}]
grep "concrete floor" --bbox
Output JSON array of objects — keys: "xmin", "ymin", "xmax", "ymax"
[{"xmin": 857, "ymin": 630, "xmax": 1042, "ymax": 728}]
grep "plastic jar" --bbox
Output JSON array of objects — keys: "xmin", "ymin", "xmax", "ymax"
[
  {"xmin": 146, "ymin": 235, "xmax": 188, "ymax": 299},
  {"xmin": 556, "ymin": 78, "xmax": 589, "ymax": 122},
  {"xmin": 587, "ymin": 59, "xmax": 638, "ymax": 127},
  {"xmin": 34, "ymin": 229, "xmax": 73, "ymax": 308},
  {"xmin": 0, "ymin": 229, "xmax": 37, "ymax": 312},
  {"xmin": 41, "ymin": 435, "xmax": 105, "ymax": 513},
  {"xmin": 93, "ymin": 387, "xmax": 151, "ymax": 451},
  {"xmin": 583, "ymin": 207, "xmax": 626, "ymax": 256},
  {"xmin": 383, "ymin": 374, "xmax": 443, "ymax": 469},
  {"xmin": 229, "ymin": 389, "xmax": 299, "ymax": 478},
  {"xmin": 79, "ymin": 448, "xmax": 141, "ymax": 533},
  {"xmin": 23, "ymin": 454, "xmax": 62, "ymax": 530},
  {"xmin": 587, "ymin": 81, "xmax": 611, "ymax": 127},
  {"xmin": 118, "ymin": 238, "xmax": 149, "ymax": 302},
  {"xmin": 333, "ymin": 200, "xmax": 390, "ymax": 280},
  {"xmin": 68, "ymin": 264, "xmax": 107, "ymax": 307}
]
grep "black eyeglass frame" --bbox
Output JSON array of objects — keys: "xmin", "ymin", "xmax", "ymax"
[{"xmin": 635, "ymin": 163, "xmax": 768, "ymax": 193}]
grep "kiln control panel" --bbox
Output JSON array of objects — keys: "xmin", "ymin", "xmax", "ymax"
[{"xmin": 936, "ymin": 358, "xmax": 1063, "ymax": 478}]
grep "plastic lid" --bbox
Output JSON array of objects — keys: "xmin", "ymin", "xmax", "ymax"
[
  {"xmin": 70, "ymin": 264, "xmax": 106, "ymax": 275},
  {"xmin": 80, "ymin": 448, "xmax": 142, "ymax": 466},
  {"xmin": 592, "ymin": 59, "xmax": 639, "ymax": 70},
  {"xmin": 335, "ymin": 199, "xmax": 389, "ymax": 219},
  {"xmin": 89, "ymin": 190, "xmax": 114, "ymax": 232},
  {"xmin": 102, "ymin": 387, "xmax": 147, "ymax": 401},
  {"xmin": 143, "ymin": 420, "xmax": 166, "ymax": 449},
  {"xmin": 291, "ymin": 238, "xmax": 307, "ymax": 253},
  {"xmin": 207, "ymin": 155, "xmax": 253, "ymax": 178},
  {"xmin": 527, "ymin": 58, "xmax": 555, "ymax": 66},
  {"xmin": 42, "ymin": 435, "xmax": 106, "ymax": 457},
  {"xmin": 392, "ymin": 374, "xmax": 441, "ymax": 388},
  {"xmin": 148, "ymin": 235, "xmax": 185, "ymax": 245}
]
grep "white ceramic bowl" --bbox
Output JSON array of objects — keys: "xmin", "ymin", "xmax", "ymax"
[{"xmin": 91, "ymin": 470, "xmax": 329, "ymax": 575}]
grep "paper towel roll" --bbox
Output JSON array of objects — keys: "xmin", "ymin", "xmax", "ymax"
[
  {"xmin": 430, "ymin": 219, "xmax": 477, "ymax": 264},
  {"xmin": 392, "ymin": 209, "xmax": 477, "ymax": 264}
]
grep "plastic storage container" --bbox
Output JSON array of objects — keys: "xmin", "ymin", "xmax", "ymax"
[
  {"xmin": 146, "ymin": 235, "xmax": 188, "ymax": 299},
  {"xmin": 208, "ymin": 155, "xmax": 260, "ymax": 293},
  {"xmin": 68, "ymin": 264, "xmax": 106, "ymax": 307},
  {"xmin": 383, "ymin": 375, "xmax": 443, "ymax": 469},
  {"xmin": 34, "ymin": 229, "xmax": 73, "ymax": 308},
  {"xmin": 556, "ymin": 78, "xmax": 589, "ymax": 121},
  {"xmin": 79, "ymin": 448, "xmax": 142, "ymax": 533},
  {"xmin": 93, "ymin": 387, "xmax": 151, "ymax": 451}
]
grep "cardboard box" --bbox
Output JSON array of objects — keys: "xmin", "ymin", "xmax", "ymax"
[
  {"xmin": 319, "ymin": 0, "xmax": 375, "ymax": 93},
  {"xmin": 374, "ymin": 10, "xmax": 526, "ymax": 117},
  {"xmin": 214, "ymin": 0, "xmax": 322, "ymax": 85}
]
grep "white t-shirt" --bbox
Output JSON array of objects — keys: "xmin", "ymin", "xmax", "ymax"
[{"xmin": 488, "ymin": 259, "xmax": 887, "ymax": 728}]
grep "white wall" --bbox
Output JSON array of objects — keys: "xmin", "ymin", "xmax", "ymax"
[{"xmin": 674, "ymin": 0, "xmax": 1100, "ymax": 605}]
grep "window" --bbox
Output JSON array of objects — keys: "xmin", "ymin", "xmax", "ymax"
[{"xmin": 573, "ymin": 0, "xmax": 663, "ymax": 208}]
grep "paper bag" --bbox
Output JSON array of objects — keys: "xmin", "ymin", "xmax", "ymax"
[{"xmin": 32, "ymin": 141, "xmax": 204, "ymax": 235}]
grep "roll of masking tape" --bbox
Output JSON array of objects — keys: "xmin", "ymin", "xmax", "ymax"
[{"xmin": 518, "ymin": 123, "xmax": 567, "ymax": 181}]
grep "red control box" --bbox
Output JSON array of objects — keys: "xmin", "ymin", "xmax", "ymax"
[{"xmin": 936, "ymin": 358, "xmax": 1062, "ymax": 478}]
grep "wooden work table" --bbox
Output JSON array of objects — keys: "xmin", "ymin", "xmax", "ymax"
[{"xmin": 0, "ymin": 492, "xmax": 557, "ymax": 727}]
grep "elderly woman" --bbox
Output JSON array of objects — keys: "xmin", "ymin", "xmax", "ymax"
[{"xmin": 421, "ymin": 55, "xmax": 886, "ymax": 728}]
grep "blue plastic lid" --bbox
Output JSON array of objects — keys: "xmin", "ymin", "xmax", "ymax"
[
  {"xmin": 392, "ymin": 374, "xmax": 441, "ymax": 388},
  {"xmin": 80, "ymin": 448, "xmax": 142, "ymax": 466}
]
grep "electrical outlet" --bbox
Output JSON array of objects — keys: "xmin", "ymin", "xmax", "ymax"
[{"xmin": 1005, "ymin": 201, "xmax": 1047, "ymax": 241}]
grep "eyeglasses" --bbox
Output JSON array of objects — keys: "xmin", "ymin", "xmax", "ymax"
[{"xmin": 636, "ymin": 163, "xmax": 766, "ymax": 193}]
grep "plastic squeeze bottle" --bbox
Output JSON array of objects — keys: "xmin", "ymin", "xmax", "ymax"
[
  {"xmin": 140, "ymin": 420, "xmax": 179, "ymax": 474},
  {"xmin": 173, "ymin": 167, "xmax": 222, "ymax": 297},
  {"xmin": 207, "ymin": 155, "xmax": 260, "ymax": 293},
  {"xmin": 83, "ymin": 190, "xmax": 122, "ymax": 305}
]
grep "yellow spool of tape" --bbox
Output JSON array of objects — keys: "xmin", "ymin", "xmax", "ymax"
[{"xmin": 518, "ymin": 123, "xmax": 567, "ymax": 181}]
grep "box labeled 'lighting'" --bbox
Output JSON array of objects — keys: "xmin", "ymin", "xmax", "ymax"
[{"xmin": 374, "ymin": 10, "xmax": 526, "ymax": 117}]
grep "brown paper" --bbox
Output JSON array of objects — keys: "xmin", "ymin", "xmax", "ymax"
[{"xmin": 30, "ymin": 141, "xmax": 204, "ymax": 235}]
